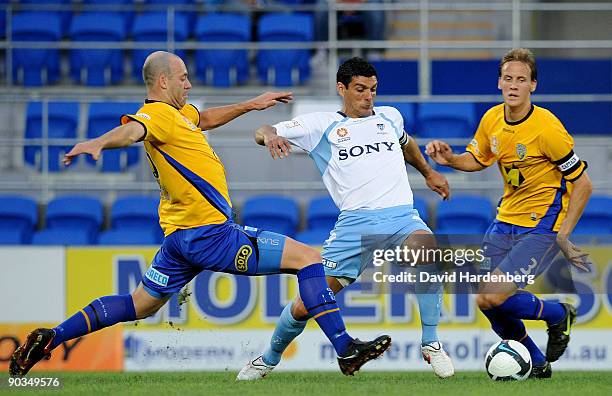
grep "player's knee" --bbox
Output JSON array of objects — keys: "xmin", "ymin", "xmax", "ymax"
[
  {"xmin": 477, "ymin": 293, "xmax": 507, "ymax": 310},
  {"xmin": 296, "ymin": 246, "xmax": 323, "ymax": 268},
  {"xmin": 403, "ymin": 231, "xmax": 437, "ymax": 265}
]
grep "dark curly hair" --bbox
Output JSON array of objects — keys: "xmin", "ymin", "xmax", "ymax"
[{"xmin": 336, "ymin": 57, "xmax": 378, "ymax": 88}]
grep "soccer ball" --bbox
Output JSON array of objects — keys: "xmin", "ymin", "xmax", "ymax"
[{"xmin": 485, "ymin": 340, "xmax": 532, "ymax": 381}]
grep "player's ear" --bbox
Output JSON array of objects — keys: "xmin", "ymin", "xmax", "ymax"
[
  {"xmin": 159, "ymin": 74, "xmax": 168, "ymax": 89},
  {"xmin": 337, "ymin": 82, "xmax": 346, "ymax": 97},
  {"xmin": 497, "ymin": 77, "xmax": 502, "ymax": 90},
  {"xmin": 530, "ymin": 79, "xmax": 537, "ymax": 93}
]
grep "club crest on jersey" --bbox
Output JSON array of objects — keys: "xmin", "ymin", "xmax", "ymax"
[
  {"xmin": 516, "ymin": 143, "xmax": 527, "ymax": 160},
  {"xmin": 234, "ymin": 245, "xmax": 252, "ymax": 272},
  {"xmin": 491, "ymin": 136, "xmax": 499, "ymax": 155},
  {"xmin": 377, "ymin": 123, "xmax": 385, "ymax": 130},
  {"xmin": 182, "ymin": 115, "xmax": 197, "ymax": 131}
]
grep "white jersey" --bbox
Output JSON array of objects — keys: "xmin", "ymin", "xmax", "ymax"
[{"xmin": 274, "ymin": 106, "xmax": 413, "ymax": 211}]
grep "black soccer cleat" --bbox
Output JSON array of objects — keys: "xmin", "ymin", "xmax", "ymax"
[
  {"xmin": 9, "ymin": 328, "xmax": 55, "ymax": 376},
  {"xmin": 529, "ymin": 361, "xmax": 552, "ymax": 379},
  {"xmin": 337, "ymin": 335, "xmax": 391, "ymax": 376},
  {"xmin": 546, "ymin": 303, "xmax": 576, "ymax": 362}
]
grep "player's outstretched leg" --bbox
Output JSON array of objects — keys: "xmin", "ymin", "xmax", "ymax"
[
  {"xmin": 276, "ymin": 238, "xmax": 391, "ymax": 376},
  {"xmin": 9, "ymin": 286, "xmax": 165, "ymax": 376}
]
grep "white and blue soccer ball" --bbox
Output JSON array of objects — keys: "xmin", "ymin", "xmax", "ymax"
[{"xmin": 485, "ymin": 340, "xmax": 532, "ymax": 381}]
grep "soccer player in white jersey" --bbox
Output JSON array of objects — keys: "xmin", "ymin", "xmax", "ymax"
[{"xmin": 237, "ymin": 57, "xmax": 455, "ymax": 379}]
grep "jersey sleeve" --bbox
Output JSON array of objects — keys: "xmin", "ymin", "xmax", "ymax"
[
  {"xmin": 273, "ymin": 113, "xmax": 325, "ymax": 153},
  {"xmin": 378, "ymin": 106, "xmax": 409, "ymax": 145},
  {"xmin": 539, "ymin": 117, "xmax": 587, "ymax": 182},
  {"xmin": 121, "ymin": 105, "xmax": 174, "ymax": 144},
  {"xmin": 466, "ymin": 116, "xmax": 496, "ymax": 167},
  {"xmin": 182, "ymin": 103, "xmax": 201, "ymax": 127}
]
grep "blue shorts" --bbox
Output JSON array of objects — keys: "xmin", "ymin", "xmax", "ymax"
[
  {"xmin": 321, "ymin": 205, "xmax": 431, "ymax": 281},
  {"xmin": 482, "ymin": 219, "xmax": 559, "ymax": 288},
  {"xmin": 142, "ymin": 221, "xmax": 286, "ymax": 298}
]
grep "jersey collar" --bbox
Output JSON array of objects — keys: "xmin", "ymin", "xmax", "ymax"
[
  {"xmin": 145, "ymin": 99, "xmax": 180, "ymax": 110},
  {"xmin": 336, "ymin": 110, "xmax": 376, "ymax": 118},
  {"xmin": 504, "ymin": 104, "xmax": 534, "ymax": 126}
]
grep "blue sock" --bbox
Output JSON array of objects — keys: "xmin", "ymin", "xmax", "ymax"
[
  {"xmin": 297, "ymin": 263, "xmax": 353, "ymax": 356},
  {"xmin": 497, "ymin": 291, "xmax": 566, "ymax": 325},
  {"xmin": 262, "ymin": 302, "xmax": 307, "ymax": 366},
  {"xmin": 482, "ymin": 307, "xmax": 546, "ymax": 366},
  {"xmin": 415, "ymin": 264, "xmax": 441, "ymax": 345},
  {"xmin": 51, "ymin": 294, "xmax": 136, "ymax": 349}
]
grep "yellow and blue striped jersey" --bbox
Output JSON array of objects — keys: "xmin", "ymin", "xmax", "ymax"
[
  {"xmin": 466, "ymin": 104, "xmax": 587, "ymax": 231},
  {"xmin": 121, "ymin": 100, "xmax": 232, "ymax": 236}
]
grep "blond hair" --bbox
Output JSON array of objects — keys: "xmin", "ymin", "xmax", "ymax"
[{"xmin": 499, "ymin": 48, "xmax": 537, "ymax": 81}]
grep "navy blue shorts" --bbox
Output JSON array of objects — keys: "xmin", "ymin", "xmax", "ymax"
[
  {"xmin": 482, "ymin": 219, "xmax": 559, "ymax": 288},
  {"xmin": 142, "ymin": 221, "xmax": 286, "ymax": 298}
]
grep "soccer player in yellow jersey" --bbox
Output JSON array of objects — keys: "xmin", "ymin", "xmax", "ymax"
[
  {"xmin": 426, "ymin": 48, "xmax": 593, "ymax": 379},
  {"xmin": 10, "ymin": 51, "xmax": 390, "ymax": 377}
]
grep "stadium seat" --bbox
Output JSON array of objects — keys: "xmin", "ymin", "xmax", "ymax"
[
  {"xmin": 241, "ymin": 195, "xmax": 300, "ymax": 237},
  {"xmin": 110, "ymin": 195, "xmax": 162, "ymax": 242},
  {"xmin": 69, "ymin": 12, "xmax": 126, "ymax": 86},
  {"xmin": 376, "ymin": 102, "xmax": 416, "ymax": 132},
  {"xmin": 98, "ymin": 229, "xmax": 158, "ymax": 246},
  {"xmin": 306, "ymin": 195, "xmax": 339, "ymax": 231},
  {"xmin": 413, "ymin": 196, "xmax": 429, "ymax": 226},
  {"xmin": 416, "ymin": 103, "xmax": 476, "ymax": 138},
  {"xmin": 31, "ymin": 229, "xmax": 91, "ymax": 246},
  {"xmin": 131, "ymin": 12, "xmax": 190, "ymax": 81},
  {"xmin": 11, "ymin": 12, "xmax": 62, "ymax": 86},
  {"xmin": 370, "ymin": 60, "xmax": 419, "ymax": 96},
  {"xmin": 194, "ymin": 13, "xmax": 251, "ymax": 87},
  {"xmin": 24, "ymin": 101, "xmax": 80, "ymax": 172},
  {"xmin": 257, "ymin": 13, "xmax": 313, "ymax": 87},
  {"xmin": 295, "ymin": 229, "xmax": 331, "ymax": 246},
  {"xmin": 573, "ymin": 196, "xmax": 612, "ymax": 235},
  {"xmin": 0, "ymin": 196, "xmax": 38, "ymax": 244},
  {"xmin": 87, "ymin": 102, "xmax": 142, "ymax": 172},
  {"xmin": 44, "ymin": 195, "xmax": 104, "ymax": 243},
  {"xmin": 435, "ymin": 195, "xmax": 493, "ymax": 234}
]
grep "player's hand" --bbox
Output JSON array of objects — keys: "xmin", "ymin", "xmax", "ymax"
[
  {"xmin": 425, "ymin": 140, "xmax": 454, "ymax": 166},
  {"xmin": 264, "ymin": 134, "xmax": 292, "ymax": 159},
  {"xmin": 556, "ymin": 236, "xmax": 592, "ymax": 273},
  {"xmin": 425, "ymin": 169, "xmax": 450, "ymax": 200},
  {"xmin": 63, "ymin": 140, "xmax": 102, "ymax": 166},
  {"xmin": 249, "ymin": 91, "xmax": 294, "ymax": 111}
]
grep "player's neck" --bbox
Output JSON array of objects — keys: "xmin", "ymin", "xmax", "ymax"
[{"xmin": 504, "ymin": 101, "xmax": 532, "ymax": 123}]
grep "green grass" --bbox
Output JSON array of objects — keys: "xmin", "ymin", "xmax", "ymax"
[{"xmin": 2, "ymin": 372, "xmax": 611, "ymax": 396}]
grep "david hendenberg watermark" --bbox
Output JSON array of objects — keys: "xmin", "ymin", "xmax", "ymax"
[{"xmin": 371, "ymin": 270, "xmax": 536, "ymax": 286}]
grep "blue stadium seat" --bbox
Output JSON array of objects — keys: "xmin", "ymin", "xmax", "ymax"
[
  {"xmin": 0, "ymin": 196, "xmax": 38, "ymax": 244},
  {"xmin": 295, "ymin": 229, "xmax": 330, "ymax": 246},
  {"xmin": 435, "ymin": 195, "xmax": 493, "ymax": 234},
  {"xmin": 370, "ymin": 60, "xmax": 419, "ymax": 95},
  {"xmin": 98, "ymin": 229, "xmax": 158, "ymax": 246},
  {"xmin": 413, "ymin": 196, "xmax": 429, "ymax": 226},
  {"xmin": 195, "ymin": 13, "xmax": 251, "ymax": 87},
  {"xmin": 87, "ymin": 102, "xmax": 141, "ymax": 172},
  {"xmin": 306, "ymin": 195, "xmax": 339, "ymax": 231},
  {"xmin": 110, "ymin": 195, "xmax": 162, "ymax": 242},
  {"xmin": 24, "ymin": 101, "xmax": 79, "ymax": 172},
  {"xmin": 44, "ymin": 195, "xmax": 104, "ymax": 243},
  {"xmin": 131, "ymin": 12, "xmax": 190, "ymax": 81},
  {"xmin": 574, "ymin": 196, "xmax": 612, "ymax": 235},
  {"xmin": 241, "ymin": 195, "xmax": 300, "ymax": 237},
  {"xmin": 12, "ymin": 12, "xmax": 62, "ymax": 86},
  {"xmin": 32, "ymin": 229, "xmax": 91, "ymax": 246},
  {"xmin": 376, "ymin": 102, "xmax": 416, "ymax": 132},
  {"xmin": 257, "ymin": 13, "xmax": 313, "ymax": 87},
  {"xmin": 69, "ymin": 12, "xmax": 126, "ymax": 86},
  {"xmin": 417, "ymin": 103, "xmax": 476, "ymax": 138}
]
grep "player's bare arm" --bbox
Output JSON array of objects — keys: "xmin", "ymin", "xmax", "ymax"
[
  {"xmin": 402, "ymin": 135, "xmax": 450, "ymax": 199},
  {"xmin": 199, "ymin": 91, "xmax": 293, "ymax": 130},
  {"xmin": 426, "ymin": 140, "xmax": 486, "ymax": 172},
  {"xmin": 63, "ymin": 121, "xmax": 145, "ymax": 166},
  {"xmin": 255, "ymin": 125, "xmax": 292, "ymax": 159},
  {"xmin": 556, "ymin": 171, "xmax": 593, "ymax": 271}
]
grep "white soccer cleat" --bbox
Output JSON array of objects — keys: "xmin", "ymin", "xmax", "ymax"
[
  {"xmin": 421, "ymin": 341, "xmax": 455, "ymax": 379},
  {"xmin": 236, "ymin": 355, "xmax": 276, "ymax": 381}
]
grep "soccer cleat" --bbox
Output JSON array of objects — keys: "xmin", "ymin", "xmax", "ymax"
[
  {"xmin": 546, "ymin": 303, "xmax": 576, "ymax": 362},
  {"xmin": 9, "ymin": 328, "xmax": 55, "ymax": 376},
  {"xmin": 529, "ymin": 361, "xmax": 552, "ymax": 379},
  {"xmin": 337, "ymin": 335, "xmax": 391, "ymax": 376},
  {"xmin": 421, "ymin": 341, "xmax": 455, "ymax": 378},
  {"xmin": 236, "ymin": 355, "xmax": 276, "ymax": 381}
]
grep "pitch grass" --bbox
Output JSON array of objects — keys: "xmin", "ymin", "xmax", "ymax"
[{"xmin": 2, "ymin": 371, "xmax": 610, "ymax": 396}]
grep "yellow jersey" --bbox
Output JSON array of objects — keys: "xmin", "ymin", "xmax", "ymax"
[
  {"xmin": 466, "ymin": 104, "xmax": 587, "ymax": 231},
  {"xmin": 121, "ymin": 100, "xmax": 232, "ymax": 236}
]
